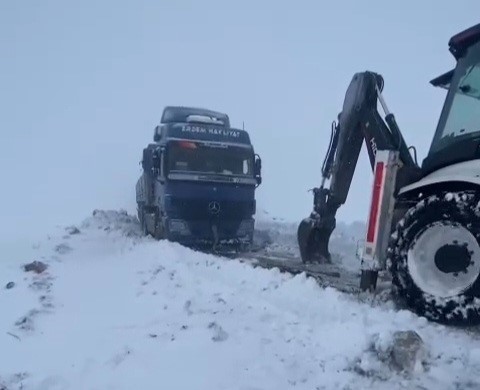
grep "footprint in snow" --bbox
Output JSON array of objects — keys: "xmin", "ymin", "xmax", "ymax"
[
  {"xmin": 139, "ymin": 265, "xmax": 166, "ymax": 288},
  {"xmin": 65, "ymin": 226, "xmax": 81, "ymax": 235},
  {"xmin": 24, "ymin": 261, "xmax": 48, "ymax": 274},
  {"xmin": 184, "ymin": 300, "xmax": 193, "ymax": 315},
  {"xmin": 14, "ymin": 309, "xmax": 40, "ymax": 332},
  {"xmin": 208, "ymin": 322, "xmax": 229, "ymax": 342},
  {"xmin": 261, "ymin": 337, "xmax": 273, "ymax": 345},
  {"xmin": 15, "ymin": 262, "xmax": 56, "ymax": 334},
  {"xmin": 39, "ymin": 295, "xmax": 54, "ymax": 310},
  {"xmin": 36, "ymin": 375, "xmax": 70, "ymax": 390},
  {"xmin": 55, "ymin": 243, "xmax": 72, "ymax": 255},
  {"xmin": 151, "ymin": 265, "xmax": 165, "ymax": 277},
  {"xmin": 29, "ymin": 275, "xmax": 54, "ymax": 293},
  {"xmin": 0, "ymin": 372, "xmax": 29, "ymax": 390},
  {"xmin": 107, "ymin": 347, "xmax": 133, "ymax": 368}
]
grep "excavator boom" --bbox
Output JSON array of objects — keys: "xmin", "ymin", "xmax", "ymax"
[
  {"xmin": 295, "ymin": 22, "xmax": 480, "ymax": 326},
  {"xmin": 298, "ymin": 71, "xmax": 420, "ymax": 263}
]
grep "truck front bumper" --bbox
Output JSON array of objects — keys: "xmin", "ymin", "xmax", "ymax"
[{"xmin": 165, "ymin": 218, "xmax": 255, "ymax": 246}]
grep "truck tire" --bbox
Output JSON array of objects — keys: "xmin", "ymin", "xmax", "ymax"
[
  {"xmin": 140, "ymin": 209, "xmax": 149, "ymax": 236},
  {"xmin": 153, "ymin": 216, "xmax": 165, "ymax": 240},
  {"xmin": 387, "ymin": 190, "xmax": 480, "ymax": 325}
]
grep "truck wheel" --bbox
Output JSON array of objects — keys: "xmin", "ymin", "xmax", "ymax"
[
  {"xmin": 153, "ymin": 217, "xmax": 165, "ymax": 240},
  {"xmin": 387, "ymin": 190, "xmax": 480, "ymax": 325},
  {"xmin": 140, "ymin": 208, "xmax": 149, "ymax": 237}
]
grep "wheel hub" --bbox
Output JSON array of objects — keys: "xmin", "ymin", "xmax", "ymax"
[
  {"xmin": 434, "ymin": 244, "xmax": 472, "ymax": 274},
  {"xmin": 407, "ymin": 222, "xmax": 480, "ymax": 298}
]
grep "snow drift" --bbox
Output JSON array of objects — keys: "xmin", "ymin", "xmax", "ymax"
[{"xmin": 2, "ymin": 210, "xmax": 480, "ymax": 389}]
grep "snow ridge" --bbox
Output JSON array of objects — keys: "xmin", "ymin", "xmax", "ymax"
[{"xmin": 1, "ymin": 210, "xmax": 480, "ymax": 389}]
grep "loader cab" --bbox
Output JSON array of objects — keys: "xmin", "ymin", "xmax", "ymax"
[{"xmin": 422, "ymin": 24, "xmax": 480, "ymax": 175}]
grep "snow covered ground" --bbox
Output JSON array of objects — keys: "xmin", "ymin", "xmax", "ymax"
[{"xmin": 2, "ymin": 210, "xmax": 480, "ymax": 389}]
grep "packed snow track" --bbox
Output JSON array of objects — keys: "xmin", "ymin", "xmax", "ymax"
[{"xmin": 2, "ymin": 210, "xmax": 480, "ymax": 390}]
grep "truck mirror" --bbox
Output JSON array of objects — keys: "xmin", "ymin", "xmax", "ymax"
[
  {"xmin": 254, "ymin": 154, "xmax": 262, "ymax": 185},
  {"xmin": 142, "ymin": 148, "xmax": 150, "ymax": 170},
  {"xmin": 155, "ymin": 148, "xmax": 166, "ymax": 182},
  {"xmin": 153, "ymin": 125, "xmax": 161, "ymax": 142}
]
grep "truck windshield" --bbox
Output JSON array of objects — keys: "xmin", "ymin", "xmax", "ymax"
[
  {"xmin": 168, "ymin": 141, "xmax": 253, "ymax": 176},
  {"xmin": 430, "ymin": 42, "xmax": 480, "ymax": 153}
]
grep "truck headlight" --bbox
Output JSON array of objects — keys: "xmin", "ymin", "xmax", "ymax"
[
  {"xmin": 169, "ymin": 219, "xmax": 190, "ymax": 235},
  {"xmin": 237, "ymin": 219, "xmax": 254, "ymax": 235}
]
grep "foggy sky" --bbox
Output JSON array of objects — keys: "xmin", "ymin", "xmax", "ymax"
[{"xmin": 2, "ymin": 0, "xmax": 480, "ymax": 241}]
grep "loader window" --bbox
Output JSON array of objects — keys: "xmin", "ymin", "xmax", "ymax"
[
  {"xmin": 430, "ymin": 43, "xmax": 480, "ymax": 153},
  {"xmin": 168, "ymin": 141, "xmax": 254, "ymax": 176}
]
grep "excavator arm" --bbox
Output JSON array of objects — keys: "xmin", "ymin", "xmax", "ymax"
[{"xmin": 298, "ymin": 71, "xmax": 420, "ymax": 263}]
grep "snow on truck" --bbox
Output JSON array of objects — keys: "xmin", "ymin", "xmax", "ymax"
[
  {"xmin": 297, "ymin": 22, "xmax": 480, "ymax": 325},
  {"xmin": 136, "ymin": 106, "xmax": 262, "ymax": 250}
]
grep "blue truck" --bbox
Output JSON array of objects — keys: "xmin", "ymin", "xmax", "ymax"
[{"xmin": 135, "ymin": 106, "xmax": 262, "ymax": 250}]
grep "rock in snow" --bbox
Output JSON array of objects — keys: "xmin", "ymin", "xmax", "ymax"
[
  {"xmin": 390, "ymin": 330, "xmax": 428, "ymax": 374},
  {"xmin": 368, "ymin": 330, "xmax": 428, "ymax": 375}
]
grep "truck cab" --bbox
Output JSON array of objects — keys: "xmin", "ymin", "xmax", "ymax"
[{"xmin": 136, "ymin": 106, "xmax": 262, "ymax": 250}]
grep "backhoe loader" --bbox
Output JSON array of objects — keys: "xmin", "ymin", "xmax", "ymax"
[{"xmin": 297, "ymin": 22, "xmax": 480, "ymax": 325}]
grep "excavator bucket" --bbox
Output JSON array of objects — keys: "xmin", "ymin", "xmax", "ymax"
[{"xmin": 297, "ymin": 217, "xmax": 333, "ymax": 263}]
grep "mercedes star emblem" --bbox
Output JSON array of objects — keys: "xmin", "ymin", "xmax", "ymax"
[{"xmin": 208, "ymin": 201, "xmax": 220, "ymax": 214}]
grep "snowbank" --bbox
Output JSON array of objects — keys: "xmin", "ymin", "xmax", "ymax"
[{"xmin": 1, "ymin": 210, "xmax": 480, "ymax": 389}]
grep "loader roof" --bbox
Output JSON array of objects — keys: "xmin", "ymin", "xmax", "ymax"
[
  {"xmin": 449, "ymin": 22, "xmax": 480, "ymax": 59},
  {"xmin": 430, "ymin": 23, "xmax": 480, "ymax": 89}
]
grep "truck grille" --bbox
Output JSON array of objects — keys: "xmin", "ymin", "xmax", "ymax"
[{"xmin": 169, "ymin": 198, "xmax": 255, "ymax": 219}]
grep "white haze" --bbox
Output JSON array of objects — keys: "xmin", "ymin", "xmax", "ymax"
[{"xmin": 1, "ymin": 0, "xmax": 480, "ymax": 242}]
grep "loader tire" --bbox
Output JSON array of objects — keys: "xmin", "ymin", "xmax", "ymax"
[{"xmin": 387, "ymin": 190, "xmax": 480, "ymax": 326}]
